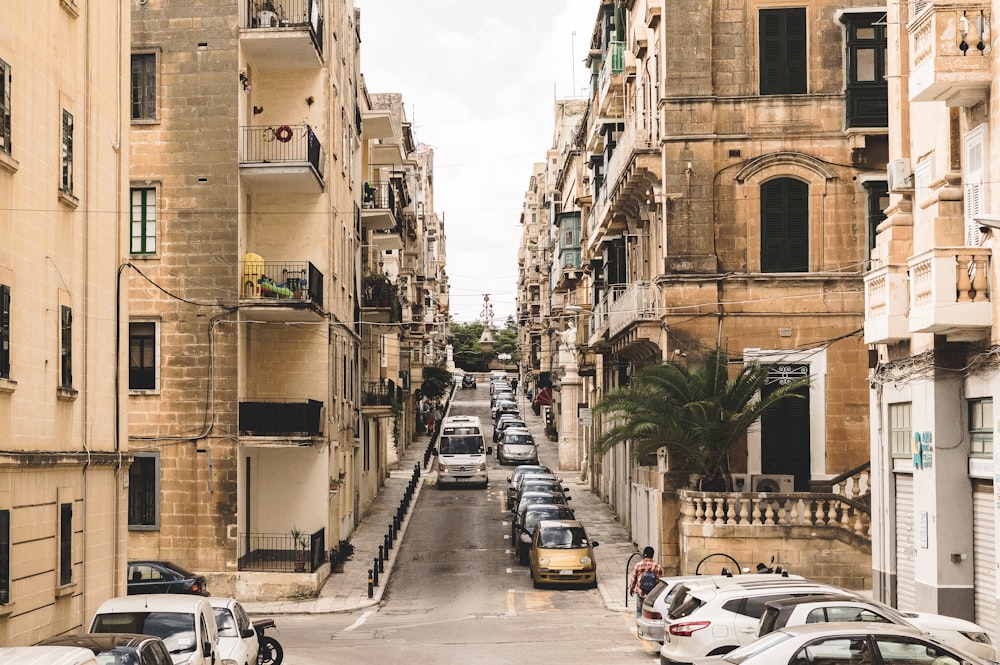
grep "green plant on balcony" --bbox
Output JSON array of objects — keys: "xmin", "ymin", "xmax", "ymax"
[{"xmin": 362, "ymin": 271, "xmax": 397, "ymax": 309}]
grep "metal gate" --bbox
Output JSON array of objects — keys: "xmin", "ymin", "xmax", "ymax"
[
  {"xmin": 973, "ymin": 487, "xmax": 997, "ymax": 639},
  {"xmin": 895, "ymin": 473, "xmax": 915, "ymax": 611}
]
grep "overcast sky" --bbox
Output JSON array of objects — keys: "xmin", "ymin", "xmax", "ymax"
[{"xmin": 357, "ymin": 1, "xmax": 599, "ymax": 324}]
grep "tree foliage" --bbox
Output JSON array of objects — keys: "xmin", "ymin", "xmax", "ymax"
[
  {"xmin": 419, "ymin": 364, "xmax": 453, "ymax": 400},
  {"xmin": 593, "ymin": 347, "xmax": 810, "ymax": 489}
]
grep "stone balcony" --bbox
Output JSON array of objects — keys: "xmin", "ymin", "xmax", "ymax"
[
  {"xmin": 863, "ymin": 263, "xmax": 910, "ymax": 344},
  {"xmin": 909, "ymin": 2, "xmax": 991, "ymax": 106},
  {"xmin": 907, "ymin": 247, "xmax": 991, "ymax": 339}
]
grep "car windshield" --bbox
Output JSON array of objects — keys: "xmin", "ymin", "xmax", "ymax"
[
  {"xmin": 538, "ymin": 526, "xmax": 590, "ymax": 548},
  {"xmin": 504, "ymin": 435, "xmax": 534, "ymax": 444},
  {"xmin": 213, "ymin": 606, "xmax": 238, "ymax": 637},
  {"xmin": 93, "ymin": 611, "xmax": 196, "ymax": 655},
  {"xmin": 524, "ymin": 509, "xmax": 569, "ymax": 529},
  {"xmin": 439, "ymin": 435, "xmax": 484, "ymax": 454},
  {"xmin": 95, "ymin": 652, "xmax": 139, "ymax": 665}
]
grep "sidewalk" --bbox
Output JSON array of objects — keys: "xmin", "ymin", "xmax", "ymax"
[{"xmin": 243, "ymin": 387, "xmax": 641, "ymax": 616}]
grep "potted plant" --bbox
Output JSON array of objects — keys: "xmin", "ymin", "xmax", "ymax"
[
  {"xmin": 329, "ymin": 538, "xmax": 355, "ymax": 573},
  {"xmin": 289, "ymin": 527, "xmax": 309, "ymax": 572}
]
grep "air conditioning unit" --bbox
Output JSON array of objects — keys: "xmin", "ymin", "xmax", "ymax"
[
  {"xmin": 729, "ymin": 473, "xmax": 752, "ymax": 493},
  {"xmin": 752, "ymin": 474, "xmax": 795, "ymax": 493},
  {"xmin": 887, "ymin": 158, "xmax": 913, "ymax": 192}
]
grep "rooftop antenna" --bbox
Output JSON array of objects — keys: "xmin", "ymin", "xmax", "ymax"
[{"xmin": 571, "ymin": 31, "xmax": 577, "ymax": 98}]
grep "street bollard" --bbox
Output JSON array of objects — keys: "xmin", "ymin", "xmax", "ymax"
[
  {"xmin": 368, "ymin": 570, "xmax": 373, "ymax": 598},
  {"xmin": 389, "ymin": 522, "xmax": 395, "ymax": 542},
  {"xmin": 379, "ymin": 545, "xmax": 385, "ymax": 563},
  {"xmin": 373, "ymin": 558, "xmax": 380, "ymax": 586},
  {"xmin": 378, "ymin": 547, "xmax": 385, "ymax": 572},
  {"xmin": 393, "ymin": 514, "xmax": 401, "ymax": 533},
  {"xmin": 384, "ymin": 532, "xmax": 391, "ymax": 553}
]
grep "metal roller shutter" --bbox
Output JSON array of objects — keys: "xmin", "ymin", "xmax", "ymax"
[
  {"xmin": 973, "ymin": 487, "xmax": 997, "ymax": 639},
  {"xmin": 895, "ymin": 473, "xmax": 915, "ymax": 611}
]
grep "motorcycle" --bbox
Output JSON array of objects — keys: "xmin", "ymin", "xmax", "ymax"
[{"xmin": 254, "ymin": 618, "xmax": 283, "ymax": 665}]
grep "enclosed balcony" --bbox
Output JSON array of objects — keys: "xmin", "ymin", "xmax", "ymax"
[
  {"xmin": 907, "ymin": 247, "xmax": 991, "ymax": 339},
  {"xmin": 863, "ymin": 263, "xmax": 910, "ymax": 344},
  {"xmin": 240, "ymin": 259, "xmax": 325, "ymax": 321},
  {"xmin": 241, "ymin": 0, "xmax": 324, "ymax": 70},
  {"xmin": 596, "ymin": 41, "xmax": 625, "ymax": 117},
  {"xmin": 908, "ymin": 3, "xmax": 991, "ymax": 106},
  {"xmin": 239, "ymin": 125, "xmax": 325, "ymax": 193},
  {"xmin": 239, "ymin": 399, "xmax": 324, "ymax": 438}
]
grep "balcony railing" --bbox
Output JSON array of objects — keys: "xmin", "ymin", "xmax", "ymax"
[
  {"xmin": 608, "ymin": 281, "xmax": 659, "ymax": 339},
  {"xmin": 909, "ymin": 2, "xmax": 990, "ymax": 106},
  {"xmin": 237, "ymin": 527, "xmax": 325, "ymax": 573},
  {"xmin": 588, "ymin": 284, "xmax": 625, "ymax": 342},
  {"xmin": 907, "ymin": 247, "xmax": 991, "ymax": 336},
  {"xmin": 361, "ymin": 180, "xmax": 407, "ymax": 231},
  {"xmin": 241, "ymin": 260, "xmax": 323, "ymax": 306},
  {"xmin": 362, "ymin": 381, "xmax": 396, "ymax": 408},
  {"xmin": 240, "ymin": 124, "xmax": 324, "ymax": 185},
  {"xmin": 863, "ymin": 263, "xmax": 909, "ymax": 344},
  {"xmin": 243, "ymin": 0, "xmax": 323, "ymax": 54},
  {"xmin": 239, "ymin": 399, "xmax": 323, "ymax": 437}
]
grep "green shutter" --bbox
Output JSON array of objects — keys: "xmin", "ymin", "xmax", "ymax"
[
  {"xmin": 761, "ymin": 178, "xmax": 809, "ymax": 272},
  {"xmin": 760, "ymin": 9, "xmax": 807, "ymax": 95}
]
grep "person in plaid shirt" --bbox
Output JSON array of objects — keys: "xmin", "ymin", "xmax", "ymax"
[{"xmin": 629, "ymin": 546, "xmax": 663, "ymax": 619}]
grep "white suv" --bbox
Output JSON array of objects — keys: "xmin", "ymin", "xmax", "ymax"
[{"xmin": 658, "ymin": 579, "xmax": 842, "ymax": 664}]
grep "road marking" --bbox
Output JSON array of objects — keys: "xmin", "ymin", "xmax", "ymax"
[
  {"xmin": 506, "ymin": 590, "xmax": 516, "ymax": 616},
  {"xmin": 343, "ymin": 610, "xmax": 374, "ymax": 632}
]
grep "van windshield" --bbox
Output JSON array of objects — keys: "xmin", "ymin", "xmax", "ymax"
[
  {"xmin": 93, "ymin": 611, "xmax": 196, "ymax": 655},
  {"xmin": 439, "ymin": 435, "xmax": 484, "ymax": 454}
]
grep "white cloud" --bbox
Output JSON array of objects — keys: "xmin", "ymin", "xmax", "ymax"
[{"xmin": 358, "ymin": 1, "xmax": 598, "ymax": 322}]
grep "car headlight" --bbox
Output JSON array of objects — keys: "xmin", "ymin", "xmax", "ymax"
[
  {"xmin": 539, "ymin": 557, "xmax": 550, "ymax": 565},
  {"xmin": 580, "ymin": 556, "xmax": 592, "ymax": 565},
  {"xmin": 961, "ymin": 631, "xmax": 992, "ymax": 644},
  {"xmin": 519, "ymin": 533, "xmax": 532, "ymax": 543},
  {"xmin": 222, "ymin": 660, "xmax": 238, "ymax": 665},
  {"xmin": 477, "ymin": 462, "xmax": 487, "ymax": 471}
]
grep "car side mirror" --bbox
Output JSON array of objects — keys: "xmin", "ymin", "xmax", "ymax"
[
  {"xmin": 591, "ymin": 541, "xmax": 599, "ymax": 547},
  {"xmin": 487, "ymin": 446, "xmax": 493, "ymax": 455},
  {"xmin": 241, "ymin": 628, "xmax": 256, "ymax": 639},
  {"xmin": 202, "ymin": 642, "xmax": 213, "ymax": 657}
]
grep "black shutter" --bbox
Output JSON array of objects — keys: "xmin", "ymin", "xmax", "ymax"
[
  {"xmin": 0, "ymin": 285, "xmax": 9, "ymax": 378},
  {"xmin": 760, "ymin": 9, "xmax": 807, "ymax": 95},
  {"xmin": 761, "ymin": 178, "xmax": 809, "ymax": 272}
]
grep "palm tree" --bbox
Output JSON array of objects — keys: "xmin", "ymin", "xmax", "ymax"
[{"xmin": 593, "ymin": 347, "xmax": 810, "ymax": 490}]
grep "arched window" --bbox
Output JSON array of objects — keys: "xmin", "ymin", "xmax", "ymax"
[{"xmin": 761, "ymin": 178, "xmax": 809, "ymax": 272}]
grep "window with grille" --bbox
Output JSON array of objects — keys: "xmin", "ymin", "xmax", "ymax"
[
  {"xmin": 130, "ymin": 187, "xmax": 157, "ymax": 254},
  {"xmin": 760, "ymin": 8, "xmax": 807, "ymax": 95},
  {"xmin": 969, "ymin": 398, "xmax": 993, "ymax": 457},
  {"xmin": 890, "ymin": 402, "xmax": 912, "ymax": 457},
  {"xmin": 0, "ymin": 58, "xmax": 10, "ymax": 154},
  {"xmin": 131, "ymin": 53, "xmax": 156, "ymax": 120},
  {"xmin": 129, "ymin": 322, "xmax": 156, "ymax": 390},
  {"xmin": 128, "ymin": 453, "xmax": 160, "ymax": 529},
  {"xmin": 61, "ymin": 110, "xmax": 74, "ymax": 194},
  {"xmin": 60, "ymin": 306, "xmax": 73, "ymax": 389},
  {"xmin": 761, "ymin": 178, "xmax": 809, "ymax": 272}
]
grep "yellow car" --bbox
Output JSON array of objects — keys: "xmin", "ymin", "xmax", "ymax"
[{"xmin": 528, "ymin": 519, "xmax": 599, "ymax": 589}]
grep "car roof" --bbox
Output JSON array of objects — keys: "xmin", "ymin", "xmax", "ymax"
[
  {"xmin": 536, "ymin": 519, "xmax": 584, "ymax": 529},
  {"xmin": 764, "ymin": 593, "xmax": 860, "ymax": 609},
  {"xmin": 523, "ymin": 503, "xmax": 572, "ymax": 514},
  {"xmin": 774, "ymin": 621, "xmax": 949, "ymax": 639},
  {"xmin": 95, "ymin": 594, "xmax": 212, "ymax": 612},
  {"xmin": 687, "ymin": 581, "xmax": 840, "ymax": 602},
  {"xmin": 129, "ymin": 559, "xmax": 198, "ymax": 574},
  {"xmin": 0, "ymin": 647, "xmax": 100, "ymax": 665},
  {"xmin": 207, "ymin": 596, "xmax": 243, "ymax": 609},
  {"xmin": 37, "ymin": 633, "xmax": 157, "ymax": 651}
]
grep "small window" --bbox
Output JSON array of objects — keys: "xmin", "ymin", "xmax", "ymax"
[
  {"xmin": 129, "ymin": 322, "xmax": 156, "ymax": 390},
  {"xmin": 0, "ymin": 58, "xmax": 10, "ymax": 154},
  {"xmin": 59, "ymin": 502, "xmax": 72, "ymax": 585},
  {"xmin": 760, "ymin": 8, "xmax": 807, "ymax": 95},
  {"xmin": 131, "ymin": 53, "xmax": 157, "ymax": 120},
  {"xmin": 130, "ymin": 187, "xmax": 157, "ymax": 254},
  {"xmin": 0, "ymin": 509, "xmax": 9, "ymax": 603},
  {"xmin": 0, "ymin": 284, "xmax": 9, "ymax": 379},
  {"xmin": 61, "ymin": 110, "xmax": 74, "ymax": 194},
  {"xmin": 969, "ymin": 398, "xmax": 993, "ymax": 457},
  {"xmin": 761, "ymin": 178, "xmax": 809, "ymax": 272},
  {"xmin": 60, "ymin": 306, "xmax": 73, "ymax": 389},
  {"xmin": 863, "ymin": 181, "xmax": 889, "ymax": 260},
  {"xmin": 890, "ymin": 402, "xmax": 912, "ymax": 457},
  {"xmin": 128, "ymin": 453, "xmax": 160, "ymax": 529}
]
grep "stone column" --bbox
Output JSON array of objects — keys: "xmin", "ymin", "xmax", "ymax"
[{"xmin": 558, "ymin": 364, "xmax": 582, "ymax": 471}]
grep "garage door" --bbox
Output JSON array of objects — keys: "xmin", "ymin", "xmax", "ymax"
[
  {"xmin": 973, "ymin": 487, "xmax": 997, "ymax": 639},
  {"xmin": 895, "ymin": 473, "xmax": 915, "ymax": 611}
]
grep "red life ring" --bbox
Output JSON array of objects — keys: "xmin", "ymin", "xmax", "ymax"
[{"xmin": 275, "ymin": 125, "xmax": 293, "ymax": 142}]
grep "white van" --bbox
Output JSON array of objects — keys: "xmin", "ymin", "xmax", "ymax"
[
  {"xmin": 0, "ymin": 647, "xmax": 98, "ymax": 665},
  {"xmin": 90, "ymin": 594, "xmax": 219, "ymax": 665},
  {"xmin": 435, "ymin": 415, "xmax": 491, "ymax": 489}
]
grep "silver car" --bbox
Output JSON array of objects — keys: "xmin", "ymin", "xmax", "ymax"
[{"xmin": 498, "ymin": 429, "xmax": 538, "ymax": 465}]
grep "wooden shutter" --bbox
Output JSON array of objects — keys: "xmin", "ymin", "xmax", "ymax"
[
  {"xmin": 760, "ymin": 9, "xmax": 807, "ymax": 95},
  {"xmin": 965, "ymin": 125, "xmax": 986, "ymax": 246},
  {"xmin": 0, "ymin": 285, "xmax": 8, "ymax": 378},
  {"xmin": 761, "ymin": 178, "xmax": 809, "ymax": 272}
]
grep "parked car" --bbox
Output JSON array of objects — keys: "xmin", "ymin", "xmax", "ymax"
[
  {"xmin": 90, "ymin": 594, "xmax": 219, "ymax": 665},
  {"xmin": 636, "ymin": 572, "xmax": 805, "ymax": 644},
  {"xmin": 512, "ymin": 502, "xmax": 575, "ymax": 564},
  {"xmin": 37, "ymin": 633, "xmax": 172, "ymax": 665},
  {"xmin": 511, "ymin": 489, "xmax": 574, "ymax": 542},
  {"xmin": 461, "ymin": 375, "xmax": 476, "ymax": 389},
  {"xmin": 529, "ymin": 519, "xmax": 599, "ymax": 589},
  {"xmin": 210, "ymin": 597, "xmax": 259, "ymax": 665},
  {"xmin": 492, "ymin": 399, "xmax": 519, "ymax": 421},
  {"xmin": 757, "ymin": 593, "xmax": 996, "ymax": 661},
  {"xmin": 493, "ymin": 417, "xmax": 528, "ymax": 442},
  {"xmin": 658, "ymin": 579, "xmax": 842, "ymax": 663},
  {"xmin": 508, "ymin": 471, "xmax": 561, "ymax": 510},
  {"xmin": 0, "ymin": 647, "xmax": 98, "ymax": 665},
  {"xmin": 694, "ymin": 622, "xmax": 997, "ymax": 665},
  {"xmin": 505, "ymin": 465, "xmax": 552, "ymax": 510},
  {"xmin": 127, "ymin": 560, "xmax": 209, "ymax": 596},
  {"xmin": 498, "ymin": 430, "xmax": 539, "ymax": 465}
]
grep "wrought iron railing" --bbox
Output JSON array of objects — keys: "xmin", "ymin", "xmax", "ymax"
[
  {"xmin": 241, "ymin": 260, "xmax": 323, "ymax": 306},
  {"xmin": 362, "ymin": 381, "xmax": 395, "ymax": 407},
  {"xmin": 244, "ymin": 0, "xmax": 324, "ymax": 53},
  {"xmin": 239, "ymin": 124, "xmax": 324, "ymax": 180},
  {"xmin": 237, "ymin": 528, "xmax": 325, "ymax": 573}
]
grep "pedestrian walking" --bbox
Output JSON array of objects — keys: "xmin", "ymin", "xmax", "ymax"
[
  {"xmin": 511, "ymin": 377, "xmax": 518, "ymax": 394},
  {"xmin": 629, "ymin": 546, "xmax": 663, "ymax": 620}
]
